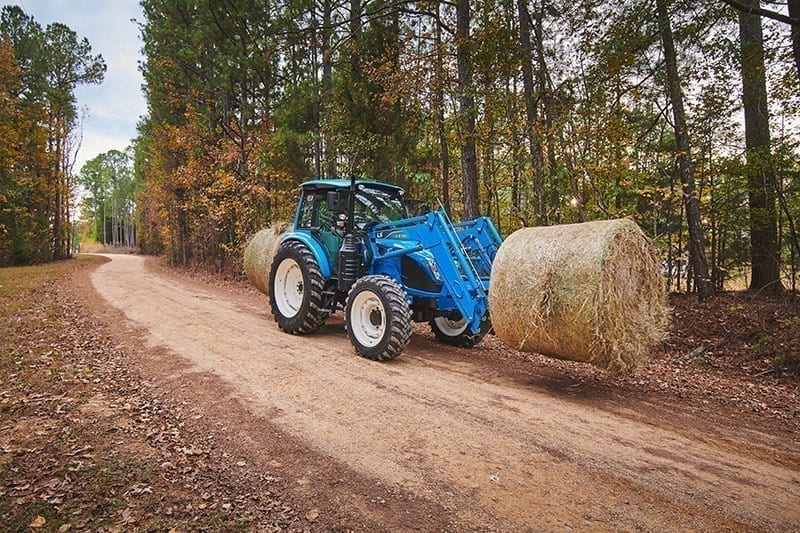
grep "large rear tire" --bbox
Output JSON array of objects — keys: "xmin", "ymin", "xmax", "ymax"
[
  {"xmin": 269, "ymin": 241, "xmax": 329, "ymax": 334},
  {"xmin": 345, "ymin": 275, "xmax": 412, "ymax": 361},
  {"xmin": 429, "ymin": 316, "xmax": 491, "ymax": 348}
]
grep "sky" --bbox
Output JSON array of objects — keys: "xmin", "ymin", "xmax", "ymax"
[{"xmin": 11, "ymin": 0, "xmax": 147, "ymax": 172}]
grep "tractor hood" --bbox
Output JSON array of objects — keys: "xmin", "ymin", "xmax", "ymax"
[{"xmin": 372, "ymin": 232, "xmax": 444, "ymax": 291}]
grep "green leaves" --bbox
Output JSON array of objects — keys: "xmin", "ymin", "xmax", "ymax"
[
  {"xmin": 131, "ymin": 0, "xmax": 800, "ymax": 288},
  {"xmin": 77, "ymin": 150, "xmax": 137, "ymax": 246},
  {"xmin": 0, "ymin": 6, "xmax": 105, "ymax": 264}
]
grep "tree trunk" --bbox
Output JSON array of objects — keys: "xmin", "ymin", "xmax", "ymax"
[
  {"xmin": 311, "ymin": 3, "xmax": 322, "ymax": 178},
  {"xmin": 789, "ymin": 0, "xmax": 800, "ymax": 83},
  {"xmin": 517, "ymin": 0, "xmax": 545, "ymax": 223},
  {"xmin": 322, "ymin": 0, "xmax": 336, "ymax": 177},
  {"xmin": 531, "ymin": 3, "xmax": 559, "ymax": 220},
  {"xmin": 738, "ymin": 1, "xmax": 782, "ymax": 293},
  {"xmin": 434, "ymin": 4, "xmax": 450, "ymax": 215},
  {"xmin": 54, "ymin": 130, "xmax": 70, "ymax": 259},
  {"xmin": 350, "ymin": 0, "xmax": 362, "ymax": 73},
  {"xmin": 655, "ymin": 0, "xmax": 713, "ymax": 301},
  {"xmin": 456, "ymin": 0, "xmax": 480, "ymax": 219}
]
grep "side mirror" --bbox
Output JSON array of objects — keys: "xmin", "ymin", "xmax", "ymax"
[{"xmin": 327, "ymin": 190, "xmax": 348, "ymax": 212}]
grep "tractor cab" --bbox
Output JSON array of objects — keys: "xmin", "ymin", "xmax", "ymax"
[{"xmin": 294, "ymin": 179, "xmax": 407, "ymax": 265}]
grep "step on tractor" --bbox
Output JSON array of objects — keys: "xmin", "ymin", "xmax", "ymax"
[{"xmin": 269, "ymin": 177, "xmax": 503, "ymax": 361}]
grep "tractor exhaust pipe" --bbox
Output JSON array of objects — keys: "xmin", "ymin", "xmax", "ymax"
[{"xmin": 337, "ymin": 175, "xmax": 361, "ymax": 293}]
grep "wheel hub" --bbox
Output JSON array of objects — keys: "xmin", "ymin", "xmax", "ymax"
[
  {"xmin": 350, "ymin": 291, "xmax": 386, "ymax": 348},
  {"xmin": 274, "ymin": 258, "xmax": 304, "ymax": 318},
  {"xmin": 434, "ymin": 316, "xmax": 468, "ymax": 336}
]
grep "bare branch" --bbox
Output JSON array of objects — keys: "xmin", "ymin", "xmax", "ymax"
[{"xmin": 719, "ymin": 0, "xmax": 800, "ymax": 27}]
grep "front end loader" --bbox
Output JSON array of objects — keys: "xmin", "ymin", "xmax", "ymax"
[{"xmin": 269, "ymin": 177, "xmax": 502, "ymax": 361}]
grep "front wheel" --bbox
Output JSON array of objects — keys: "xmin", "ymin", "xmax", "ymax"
[
  {"xmin": 429, "ymin": 316, "xmax": 491, "ymax": 348},
  {"xmin": 345, "ymin": 275, "xmax": 412, "ymax": 361}
]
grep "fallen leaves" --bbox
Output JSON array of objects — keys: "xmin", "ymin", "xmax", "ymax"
[
  {"xmin": 472, "ymin": 291, "xmax": 800, "ymax": 424},
  {"xmin": 0, "ymin": 259, "xmax": 298, "ymax": 530}
]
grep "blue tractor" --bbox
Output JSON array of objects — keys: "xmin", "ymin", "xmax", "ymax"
[{"xmin": 269, "ymin": 177, "xmax": 503, "ymax": 361}]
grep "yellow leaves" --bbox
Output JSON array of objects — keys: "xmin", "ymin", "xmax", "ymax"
[
  {"xmin": 0, "ymin": 36, "xmax": 23, "ymax": 96},
  {"xmin": 138, "ymin": 107, "xmax": 286, "ymax": 268}
]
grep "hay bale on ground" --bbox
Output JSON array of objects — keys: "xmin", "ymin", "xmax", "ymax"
[
  {"xmin": 243, "ymin": 223, "xmax": 290, "ymax": 295},
  {"xmin": 489, "ymin": 218, "xmax": 668, "ymax": 374}
]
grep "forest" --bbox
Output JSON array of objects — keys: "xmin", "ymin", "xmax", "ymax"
[
  {"xmin": 1, "ymin": 1, "xmax": 798, "ymax": 297},
  {"xmin": 0, "ymin": 5, "xmax": 105, "ymax": 264}
]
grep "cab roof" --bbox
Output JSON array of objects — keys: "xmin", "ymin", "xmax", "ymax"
[{"xmin": 300, "ymin": 178, "xmax": 404, "ymax": 195}]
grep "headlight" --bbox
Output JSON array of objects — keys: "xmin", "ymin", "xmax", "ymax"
[{"xmin": 426, "ymin": 258, "xmax": 442, "ymax": 282}]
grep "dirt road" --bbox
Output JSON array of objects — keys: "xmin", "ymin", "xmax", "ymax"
[{"xmin": 90, "ymin": 254, "xmax": 799, "ymax": 531}]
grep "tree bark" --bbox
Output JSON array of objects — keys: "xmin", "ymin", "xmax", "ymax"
[
  {"xmin": 655, "ymin": 0, "xmax": 713, "ymax": 301},
  {"xmin": 350, "ymin": 0, "xmax": 362, "ymax": 74},
  {"xmin": 456, "ymin": 0, "xmax": 480, "ymax": 219},
  {"xmin": 531, "ymin": 3, "xmax": 559, "ymax": 220},
  {"xmin": 720, "ymin": 0, "xmax": 800, "ymax": 93},
  {"xmin": 434, "ymin": 3, "xmax": 450, "ymax": 215},
  {"xmin": 322, "ymin": 0, "xmax": 336, "ymax": 177},
  {"xmin": 790, "ymin": 0, "xmax": 800, "ymax": 85},
  {"xmin": 738, "ymin": 1, "xmax": 782, "ymax": 293},
  {"xmin": 517, "ymin": 0, "xmax": 545, "ymax": 224},
  {"xmin": 311, "ymin": 3, "xmax": 322, "ymax": 178},
  {"xmin": 51, "ymin": 117, "xmax": 68, "ymax": 259},
  {"xmin": 721, "ymin": 0, "xmax": 800, "ymax": 26}
]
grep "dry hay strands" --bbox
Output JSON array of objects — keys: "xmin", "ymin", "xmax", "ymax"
[
  {"xmin": 489, "ymin": 218, "xmax": 669, "ymax": 374},
  {"xmin": 243, "ymin": 223, "xmax": 290, "ymax": 295}
]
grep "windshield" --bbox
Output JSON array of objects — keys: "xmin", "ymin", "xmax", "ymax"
[{"xmin": 353, "ymin": 186, "xmax": 406, "ymax": 226}]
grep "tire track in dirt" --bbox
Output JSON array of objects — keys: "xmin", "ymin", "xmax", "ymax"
[{"xmin": 91, "ymin": 254, "xmax": 800, "ymax": 531}]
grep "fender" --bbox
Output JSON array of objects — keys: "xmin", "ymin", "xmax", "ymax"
[{"xmin": 281, "ymin": 232, "xmax": 333, "ymax": 278}]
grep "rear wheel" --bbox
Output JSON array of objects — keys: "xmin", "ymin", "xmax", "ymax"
[
  {"xmin": 346, "ymin": 275, "xmax": 412, "ymax": 361},
  {"xmin": 430, "ymin": 316, "xmax": 491, "ymax": 348},
  {"xmin": 269, "ymin": 241, "xmax": 329, "ymax": 334}
]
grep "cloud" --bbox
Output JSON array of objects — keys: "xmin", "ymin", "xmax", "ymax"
[
  {"xmin": 73, "ymin": 130, "xmax": 134, "ymax": 171},
  {"xmin": 19, "ymin": 0, "xmax": 147, "ymax": 170}
]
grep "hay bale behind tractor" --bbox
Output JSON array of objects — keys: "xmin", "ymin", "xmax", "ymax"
[
  {"xmin": 489, "ymin": 218, "xmax": 668, "ymax": 374},
  {"xmin": 243, "ymin": 223, "xmax": 290, "ymax": 295}
]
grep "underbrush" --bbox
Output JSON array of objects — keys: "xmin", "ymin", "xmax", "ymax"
[{"xmin": 666, "ymin": 291, "xmax": 800, "ymax": 379}]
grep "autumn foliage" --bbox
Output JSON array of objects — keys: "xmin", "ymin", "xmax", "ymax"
[
  {"xmin": 133, "ymin": 1, "xmax": 799, "ymax": 288},
  {"xmin": 136, "ymin": 107, "xmax": 296, "ymax": 270},
  {"xmin": 0, "ymin": 36, "xmax": 50, "ymax": 265},
  {"xmin": 4, "ymin": 3, "xmax": 798, "ymax": 290},
  {"xmin": 0, "ymin": 6, "xmax": 105, "ymax": 266}
]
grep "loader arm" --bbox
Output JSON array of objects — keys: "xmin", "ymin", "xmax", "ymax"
[{"xmin": 366, "ymin": 210, "xmax": 502, "ymax": 334}]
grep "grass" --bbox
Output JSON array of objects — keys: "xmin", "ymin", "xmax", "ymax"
[
  {"xmin": 1, "ymin": 500, "xmax": 59, "ymax": 532},
  {"xmin": 753, "ymin": 335, "xmax": 773, "ymax": 353},
  {"xmin": 0, "ymin": 255, "xmax": 102, "ymax": 294},
  {"xmin": 0, "ymin": 257, "xmax": 165, "ymax": 529}
]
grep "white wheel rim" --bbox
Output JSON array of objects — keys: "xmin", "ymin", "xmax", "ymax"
[
  {"xmin": 274, "ymin": 257, "xmax": 303, "ymax": 318},
  {"xmin": 434, "ymin": 316, "xmax": 468, "ymax": 337},
  {"xmin": 350, "ymin": 290, "xmax": 386, "ymax": 348}
]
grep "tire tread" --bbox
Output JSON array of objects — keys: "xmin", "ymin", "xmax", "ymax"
[
  {"xmin": 269, "ymin": 241, "xmax": 329, "ymax": 334},
  {"xmin": 346, "ymin": 275, "xmax": 412, "ymax": 361}
]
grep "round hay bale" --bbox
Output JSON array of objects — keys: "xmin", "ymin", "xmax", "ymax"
[
  {"xmin": 489, "ymin": 218, "xmax": 668, "ymax": 374},
  {"xmin": 243, "ymin": 223, "xmax": 290, "ymax": 295}
]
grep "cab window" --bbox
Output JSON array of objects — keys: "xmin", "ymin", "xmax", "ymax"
[
  {"xmin": 353, "ymin": 186, "xmax": 406, "ymax": 226},
  {"xmin": 297, "ymin": 192, "xmax": 336, "ymax": 230}
]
